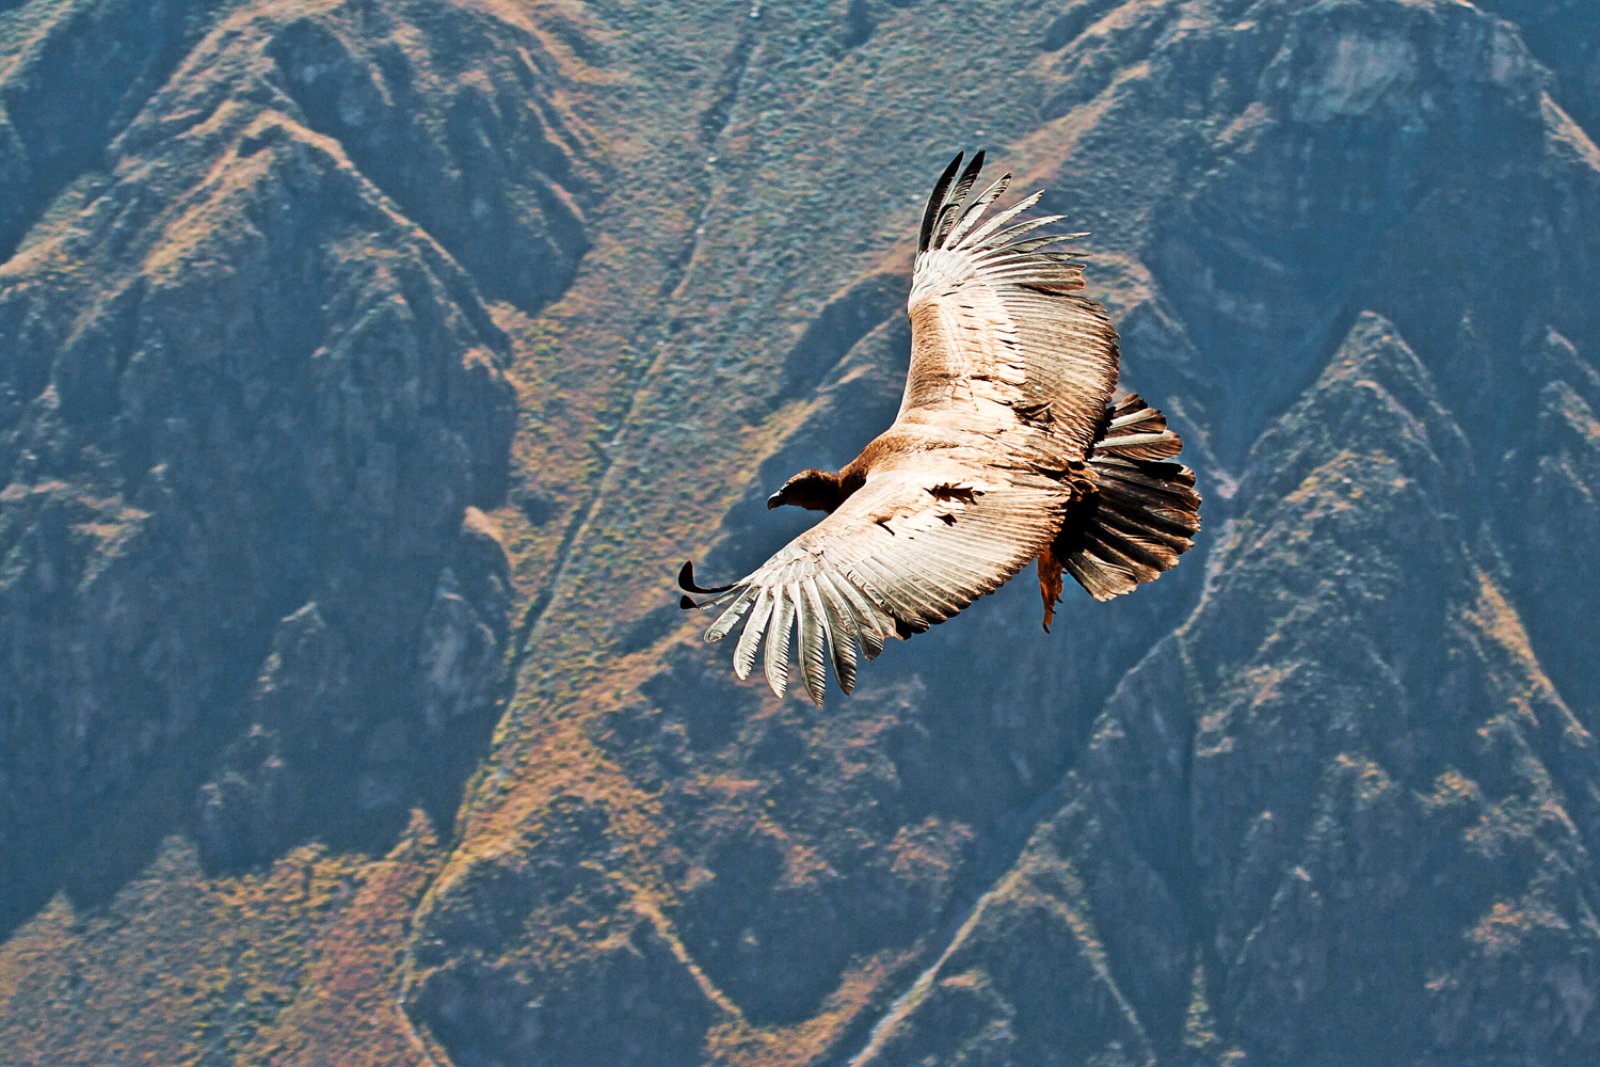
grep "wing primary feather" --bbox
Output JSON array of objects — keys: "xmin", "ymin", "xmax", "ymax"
[
  {"xmin": 853, "ymin": 555, "xmax": 942, "ymax": 626},
  {"xmin": 866, "ymin": 549, "xmax": 969, "ymax": 619},
  {"xmin": 955, "ymin": 189, "xmax": 1042, "ymax": 249},
  {"xmin": 763, "ymin": 587, "xmax": 796, "ymax": 698},
  {"xmin": 933, "ymin": 150, "xmax": 986, "ymax": 249},
  {"xmin": 797, "ymin": 579, "xmax": 830, "ymax": 706},
  {"xmin": 832, "ymin": 573, "xmax": 888, "ymax": 660},
  {"xmin": 678, "ymin": 560, "xmax": 736, "ymax": 595},
  {"xmin": 972, "ymin": 214, "xmax": 1068, "ymax": 253},
  {"xmin": 919, "ymin": 153, "xmax": 965, "ymax": 253},
  {"xmin": 982, "ymin": 233, "xmax": 1079, "ymax": 258},
  {"xmin": 732, "ymin": 587, "xmax": 773, "ymax": 680},
  {"xmin": 813, "ymin": 574, "xmax": 860, "ymax": 694},
  {"xmin": 705, "ymin": 584, "xmax": 759, "ymax": 642},
  {"xmin": 703, "ymin": 584, "xmax": 750, "ymax": 608},
  {"xmin": 944, "ymin": 173, "xmax": 1011, "ymax": 248}
]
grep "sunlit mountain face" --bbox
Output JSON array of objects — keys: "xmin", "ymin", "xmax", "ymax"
[{"xmin": 2, "ymin": 1, "xmax": 1598, "ymax": 1063}]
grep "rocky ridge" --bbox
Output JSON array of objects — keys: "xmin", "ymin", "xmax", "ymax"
[
  {"xmin": 1, "ymin": 0, "xmax": 1598, "ymax": 1065},
  {"xmin": 0, "ymin": 0, "xmax": 588, "ymax": 928}
]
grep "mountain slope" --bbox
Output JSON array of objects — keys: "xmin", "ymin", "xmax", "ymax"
[
  {"xmin": 1, "ymin": 0, "xmax": 1598, "ymax": 1064},
  {"xmin": 858, "ymin": 313, "xmax": 1600, "ymax": 1065}
]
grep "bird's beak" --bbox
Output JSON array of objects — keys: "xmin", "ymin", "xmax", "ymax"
[{"xmin": 766, "ymin": 491, "xmax": 783, "ymax": 510}]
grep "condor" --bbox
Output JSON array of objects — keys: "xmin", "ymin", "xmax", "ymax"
[{"xmin": 681, "ymin": 152, "xmax": 1201, "ymax": 704}]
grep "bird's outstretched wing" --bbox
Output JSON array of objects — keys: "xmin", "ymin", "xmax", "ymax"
[
  {"xmin": 689, "ymin": 152, "xmax": 1120, "ymax": 703},
  {"xmin": 688, "ymin": 448, "xmax": 1069, "ymax": 704},
  {"xmin": 899, "ymin": 151, "xmax": 1120, "ymax": 463}
]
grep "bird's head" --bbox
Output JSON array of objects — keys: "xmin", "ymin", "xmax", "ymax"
[{"xmin": 768, "ymin": 469, "xmax": 845, "ymax": 512}]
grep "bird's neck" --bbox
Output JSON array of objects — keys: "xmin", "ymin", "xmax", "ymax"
[
  {"xmin": 788, "ymin": 469, "xmax": 864, "ymax": 513},
  {"xmin": 836, "ymin": 468, "xmax": 866, "ymax": 506}
]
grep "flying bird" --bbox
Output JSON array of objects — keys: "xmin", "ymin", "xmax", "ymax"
[{"xmin": 679, "ymin": 152, "xmax": 1200, "ymax": 704}]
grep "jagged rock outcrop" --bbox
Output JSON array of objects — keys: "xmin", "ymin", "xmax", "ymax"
[
  {"xmin": 0, "ymin": 0, "xmax": 207, "ymax": 260},
  {"xmin": 1499, "ymin": 330, "xmax": 1600, "ymax": 712},
  {"xmin": 861, "ymin": 314, "xmax": 1600, "ymax": 1064},
  {"xmin": 0, "ymin": 0, "xmax": 587, "ymax": 922},
  {"xmin": 3, "ymin": 1, "xmax": 1600, "ymax": 1064},
  {"xmin": 262, "ymin": 4, "xmax": 591, "ymax": 310},
  {"xmin": 409, "ymin": 795, "xmax": 718, "ymax": 1067},
  {"xmin": 395, "ymin": 3, "xmax": 1600, "ymax": 1065}
]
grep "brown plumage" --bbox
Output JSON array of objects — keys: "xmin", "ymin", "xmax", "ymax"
[{"xmin": 680, "ymin": 152, "xmax": 1200, "ymax": 704}]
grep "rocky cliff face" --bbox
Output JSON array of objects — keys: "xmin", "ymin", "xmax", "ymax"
[
  {"xmin": 858, "ymin": 314, "xmax": 1600, "ymax": 1065},
  {"xmin": 0, "ymin": 0, "xmax": 586, "ymax": 924},
  {"xmin": 2, "ymin": 0, "xmax": 1598, "ymax": 1065}
]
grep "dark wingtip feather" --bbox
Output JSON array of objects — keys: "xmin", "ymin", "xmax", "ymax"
[
  {"xmin": 678, "ymin": 559, "xmax": 735, "ymax": 595},
  {"xmin": 932, "ymin": 150, "xmax": 986, "ymax": 249},
  {"xmin": 918, "ymin": 152, "xmax": 965, "ymax": 253}
]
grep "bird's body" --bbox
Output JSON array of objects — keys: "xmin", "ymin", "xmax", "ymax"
[{"xmin": 681, "ymin": 153, "xmax": 1200, "ymax": 704}]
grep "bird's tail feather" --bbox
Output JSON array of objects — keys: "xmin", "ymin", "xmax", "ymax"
[{"xmin": 1044, "ymin": 394, "xmax": 1201, "ymax": 613}]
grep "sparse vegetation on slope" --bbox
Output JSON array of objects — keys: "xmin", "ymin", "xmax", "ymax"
[{"xmin": 2, "ymin": 1, "xmax": 1599, "ymax": 1064}]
